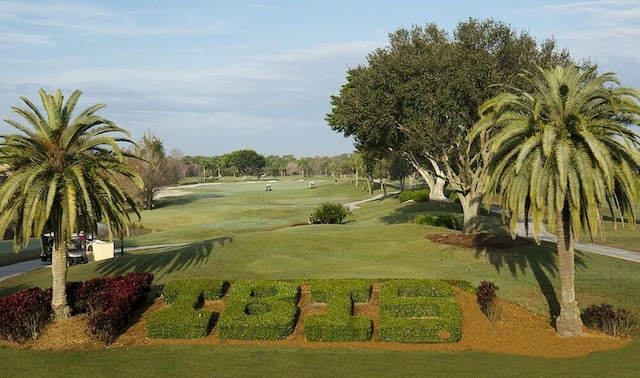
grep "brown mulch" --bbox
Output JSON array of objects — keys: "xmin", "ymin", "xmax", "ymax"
[
  {"xmin": 0, "ymin": 233, "xmax": 630, "ymax": 358},
  {"xmin": 426, "ymin": 232, "xmax": 532, "ymax": 249}
]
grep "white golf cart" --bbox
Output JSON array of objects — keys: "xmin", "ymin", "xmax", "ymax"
[{"xmin": 40, "ymin": 232, "xmax": 88, "ymax": 265}]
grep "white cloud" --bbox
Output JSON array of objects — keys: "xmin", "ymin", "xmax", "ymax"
[
  {"xmin": 0, "ymin": 0, "xmax": 227, "ymax": 38},
  {"xmin": 257, "ymin": 41, "xmax": 383, "ymax": 64},
  {"xmin": 0, "ymin": 31, "xmax": 55, "ymax": 48}
]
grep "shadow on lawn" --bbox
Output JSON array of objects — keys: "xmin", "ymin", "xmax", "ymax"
[
  {"xmin": 379, "ymin": 200, "xmax": 463, "ymax": 224},
  {"xmin": 473, "ymin": 240, "xmax": 587, "ymax": 321},
  {"xmin": 153, "ymin": 192, "xmax": 223, "ymax": 209},
  {"xmin": 95, "ymin": 236, "xmax": 234, "ymax": 279}
]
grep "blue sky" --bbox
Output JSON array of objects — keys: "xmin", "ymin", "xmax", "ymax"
[{"xmin": 2, "ymin": 1, "xmax": 640, "ymax": 157}]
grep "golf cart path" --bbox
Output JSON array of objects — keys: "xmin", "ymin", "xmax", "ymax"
[
  {"xmin": 0, "ymin": 243, "xmax": 190, "ymax": 282},
  {"xmin": 344, "ymin": 193, "xmax": 387, "ymax": 210},
  {"xmin": 512, "ymin": 219, "xmax": 640, "ymax": 263}
]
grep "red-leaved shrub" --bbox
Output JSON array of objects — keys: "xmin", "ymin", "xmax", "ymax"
[
  {"xmin": 0, "ymin": 287, "xmax": 52, "ymax": 342},
  {"xmin": 83, "ymin": 272, "xmax": 154, "ymax": 343},
  {"xmin": 582, "ymin": 303, "xmax": 636, "ymax": 337},
  {"xmin": 0, "ymin": 272, "xmax": 154, "ymax": 344},
  {"xmin": 476, "ymin": 281, "xmax": 501, "ymax": 321}
]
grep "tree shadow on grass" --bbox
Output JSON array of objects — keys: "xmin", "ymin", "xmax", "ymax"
[
  {"xmin": 153, "ymin": 192, "xmax": 223, "ymax": 209},
  {"xmin": 95, "ymin": 236, "xmax": 234, "ymax": 280},
  {"xmin": 472, "ymin": 238, "xmax": 587, "ymax": 322},
  {"xmin": 380, "ymin": 201, "xmax": 463, "ymax": 224},
  {"xmin": 600, "ymin": 214, "xmax": 640, "ymax": 225}
]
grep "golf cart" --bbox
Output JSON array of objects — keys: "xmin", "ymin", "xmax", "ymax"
[{"xmin": 40, "ymin": 232, "xmax": 88, "ymax": 265}]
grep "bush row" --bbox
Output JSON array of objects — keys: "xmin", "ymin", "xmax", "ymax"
[
  {"xmin": 0, "ymin": 287, "xmax": 52, "ymax": 343},
  {"xmin": 581, "ymin": 303, "xmax": 636, "ymax": 337},
  {"xmin": 216, "ymin": 280, "xmax": 300, "ymax": 340},
  {"xmin": 398, "ymin": 189, "xmax": 430, "ymax": 203},
  {"xmin": 414, "ymin": 213, "xmax": 460, "ymax": 230},
  {"xmin": 146, "ymin": 279, "xmax": 228, "ymax": 339},
  {"xmin": 0, "ymin": 272, "xmax": 154, "ymax": 344},
  {"xmin": 378, "ymin": 279, "xmax": 462, "ymax": 343},
  {"xmin": 70, "ymin": 272, "xmax": 154, "ymax": 343},
  {"xmin": 305, "ymin": 279, "xmax": 373, "ymax": 342}
]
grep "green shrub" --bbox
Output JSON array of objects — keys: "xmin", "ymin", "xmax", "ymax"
[
  {"xmin": 146, "ymin": 307, "xmax": 215, "ymax": 339},
  {"xmin": 305, "ymin": 279, "xmax": 373, "ymax": 342},
  {"xmin": 312, "ymin": 203, "xmax": 351, "ymax": 224},
  {"xmin": 414, "ymin": 213, "xmax": 460, "ymax": 230},
  {"xmin": 378, "ymin": 279, "xmax": 462, "ymax": 343},
  {"xmin": 387, "ymin": 279, "xmax": 454, "ymax": 298},
  {"xmin": 217, "ymin": 280, "xmax": 299, "ymax": 340},
  {"xmin": 146, "ymin": 279, "xmax": 227, "ymax": 339},
  {"xmin": 308, "ymin": 279, "xmax": 372, "ymax": 304},
  {"xmin": 305, "ymin": 314, "xmax": 373, "ymax": 342},
  {"xmin": 398, "ymin": 189, "xmax": 430, "ymax": 203}
]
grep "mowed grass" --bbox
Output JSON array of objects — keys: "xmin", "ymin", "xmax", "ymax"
[
  {"xmin": 0, "ymin": 239, "xmax": 42, "ymax": 267},
  {"xmin": 1, "ymin": 178, "xmax": 640, "ymax": 377}
]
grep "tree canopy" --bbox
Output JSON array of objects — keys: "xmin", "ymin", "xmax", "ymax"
[
  {"xmin": 224, "ymin": 149, "xmax": 267, "ymax": 177},
  {"xmin": 124, "ymin": 130, "xmax": 184, "ymax": 210},
  {"xmin": 327, "ymin": 18, "xmax": 574, "ymax": 231}
]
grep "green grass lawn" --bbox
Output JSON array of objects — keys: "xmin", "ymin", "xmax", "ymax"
[
  {"xmin": 1, "ymin": 178, "xmax": 639, "ymax": 377},
  {"xmin": 0, "ymin": 239, "xmax": 43, "ymax": 267}
]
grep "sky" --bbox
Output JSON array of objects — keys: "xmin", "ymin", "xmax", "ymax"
[{"xmin": 2, "ymin": 0, "xmax": 640, "ymax": 158}]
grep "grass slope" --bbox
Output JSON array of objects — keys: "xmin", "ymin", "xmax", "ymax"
[{"xmin": 1, "ymin": 178, "xmax": 639, "ymax": 377}]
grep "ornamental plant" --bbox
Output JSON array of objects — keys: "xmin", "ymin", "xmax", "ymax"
[
  {"xmin": 476, "ymin": 281, "xmax": 501, "ymax": 322},
  {"xmin": 312, "ymin": 203, "xmax": 350, "ymax": 224},
  {"xmin": 0, "ymin": 287, "xmax": 52, "ymax": 342},
  {"xmin": 581, "ymin": 303, "xmax": 637, "ymax": 337}
]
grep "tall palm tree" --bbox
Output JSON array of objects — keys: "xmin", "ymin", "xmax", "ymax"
[
  {"xmin": 472, "ymin": 65, "xmax": 640, "ymax": 336},
  {"xmin": 0, "ymin": 89, "xmax": 142, "ymax": 320}
]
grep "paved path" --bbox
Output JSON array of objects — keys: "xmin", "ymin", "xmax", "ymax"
[
  {"xmin": 0, "ymin": 243, "xmax": 190, "ymax": 282},
  {"xmin": 344, "ymin": 191, "xmax": 400, "ymax": 211},
  {"xmin": 513, "ymin": 219, "xmax": 640, "ymax": 263},
  {"xmin": 344, "ymin": 193, "xmax": 386, "ymax": 211},
  {"xmin": 490, "ymin": 205, "xmax": 640, "ymax": 263}
]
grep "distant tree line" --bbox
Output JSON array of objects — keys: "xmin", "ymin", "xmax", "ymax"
[{"xmin": 182, "ymin": 151, "xmax": 374, "ymax": 180}]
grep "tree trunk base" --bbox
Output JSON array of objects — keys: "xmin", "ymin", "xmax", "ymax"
[
  {"xmin": 429, "ymin": 194, "xmax": 453, "ymax": 202},
  {"xmin": 555, "ymin": 300, "xmax": 583, "ymax": 337},
  {"xmin": 53, "ymin": 304, "xmax": 72, "ymax": 321}
]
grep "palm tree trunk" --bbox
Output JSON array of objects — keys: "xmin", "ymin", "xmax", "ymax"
[
  {"xmin": 51, "ymin": 238, "xmax": 71, "ymax": 320},
  {"xmin": 554, "ymin": 206, "xmax": 583, "ymax": 336}
]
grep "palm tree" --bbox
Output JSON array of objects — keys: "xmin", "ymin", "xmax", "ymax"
[
  {"xmin": 0, "ymin": 89, "xmax": 142, "ymax": 320},
  {"xmin": 472, "ymin": 65, "xmax": 640, "ymax": 336}
]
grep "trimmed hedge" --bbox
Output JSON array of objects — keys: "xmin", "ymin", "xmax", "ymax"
[
  {"xmin": 143, "ymin": 278, "xmax": 464, "ymax": 344},
  {"xmin": 378, "ymin": 279, "xmax": 462, "ymax": 343},
  {"xmin": 414, "ymin": 213, "xmax": 460, "ymax": 230},
  {"xmin": 161, "ymin": 279, "xmax": 229, "ymax": 303},
  {"xmin": 217, "ymin": 280, "xmax": 299, "ymax": 340},
  {"xmin": 305, "ymin": 279, "xmax": 373, "ymax": 342},
  {"xmin": 398, "ymin": 189, "xmax": 430, "ymax": 203},
  {"xmin": 146, "ymin": 279, "xmax": 227, "ymax": 339},
  {"xmin": 443, "ymin": 279, "xmax": 475, "ymax": 293}
]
